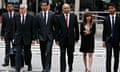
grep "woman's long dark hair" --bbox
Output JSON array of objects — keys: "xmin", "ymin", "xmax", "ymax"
[{"xmin": 83, "ymin": 13, "xmax": 93, "ymax": 26}]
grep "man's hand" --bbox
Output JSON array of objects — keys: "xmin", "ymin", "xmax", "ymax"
[
  {"xmin": 36, "ymin": 39, "xmax": 40, "ymax": 44},
  {"xmin": 1, "ymin": 36, "xmax": 4, "ymax": 40},
  {"xmin": 84, "ymin": 30, "xmax": 90, "ymax": 36},
  {"xmin": 56, "ymin": 41, "xmax": 59, "ymax": 46},
  {"xmin": 32, "ymin": 40, "xmax": 36, "ymax": 45},
  {"xmin": 102, "ymin": 42, "xmax": 106, "ymax": 48},
  {"xmin": 75, "ymin": 40, "xmax": 79, "ymax": 43}
]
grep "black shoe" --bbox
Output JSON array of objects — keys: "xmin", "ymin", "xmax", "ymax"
[
  {"xmin": 11, "ymin": 66, "xmax": 15, "ymax": 69},
  {"xmin": 28, "ymin": 65, "xmax": 32, "ymax": 71},
  {"xmin": 16, "ymin": 69, "xmax": 20, "ymax": 72},
  {"xmin": 69, "ymin": 67, "xmax": 73, "ymax": 72},
  {"xmin": 42, "ymin": 69, "xmax": 46, "ymax": 72},
  {"xmin": 2, "ymin": 64, "xmax": 9, "ymax": 67},
  {"xmin": 69, "ymin": 69, "xmax": 72, "ymax": 72}
]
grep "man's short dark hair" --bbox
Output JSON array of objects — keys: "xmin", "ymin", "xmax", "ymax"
[
  {"xmin": 7, "ymin": 2, "xmax": 13, "ymax": 5},
  {"xmin": 41, "ymin": 0, "xmax": 49, "ymax": 5},
  {"xmin": 107, "ymin": 3, "xmax": 116, "ymax": 9}
]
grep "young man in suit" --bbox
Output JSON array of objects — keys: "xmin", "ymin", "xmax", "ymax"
[
  {"xmin": 34, "ymin": 1, "xmax": 57, "ymax": 72},
  {"xmin": 56, "ymin": 3, "xmax": 79, "ymax": 72},
  {"xmin": 1, "ymin": 3, "xmax": 16, "ymax": 67},
  {"xmin": 14, "ymin": 4, "xmax": 34, "ymax": 72},
  {"xmin": 103, "ymin": 3, "xmax": 120, "ymax": 72}
]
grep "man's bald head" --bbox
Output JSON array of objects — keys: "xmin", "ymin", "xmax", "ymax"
[
  {"xmin": 19, "ymin": 4, "xmax": 27, "ymax": 14},
  {"xmin": 20, "ymin": 4, "xmax": 28, "ymax": 9},
  {"xmin": 62, "ymin": 3, "xmax": 70, "ymax": 14}
]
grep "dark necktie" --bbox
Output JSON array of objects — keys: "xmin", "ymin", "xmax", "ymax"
[
  {"xmin": 22, "ymin": 15, "xmax": 25, "ymax": 24},
  {"xmin": 9, "ymin": 12, "xmax": 12, "ymax": 20},
  {"xmin": 112, "ymin": 16, "xmax": 115, "ymax": 39},
  {"xmin": 65, "ymin": 14, "xmax": 68, "ymax": 26},
  {"xmin": 44, "ymin": 12, "xmax": 46, "ymax": 24}
]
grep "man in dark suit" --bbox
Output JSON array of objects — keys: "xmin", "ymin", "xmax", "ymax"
[
  {"xmin": 56, "ymin": 3, "xmax": 79, "ymax": 72},
  {"xmin": 1, "ymin": 3, "xmax": 16, "ymax": 67},
  {"xmin": 102, "ymin": 3, "xmax": 120, "ymax": 72},
  {"xmin": 0, "ymin": 5, "xmax": 7, "ymax": 16},
  {"xmin": 14, "ymin": 4, "xmax": 34, "ymax": 72},
  {"xmin": 34, "ymin": 1, "xmax": 57, "ymax": 72}
]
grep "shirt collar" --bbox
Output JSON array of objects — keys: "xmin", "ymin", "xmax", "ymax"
[
  {"xmin": 109, "ymin": 13, "xmax": 116, "ymax": 17},
  {"xmin": 21, "ymin": 12, "xmax": 27, "ymax": 17},
  {"xmin": 8, "ymin": 11, "xmax": 14, "ymax": 15},
  {"xmin": 42, "ymin": 10, "xmax": 48, "ymax": 14},
  {"xmin": 64, "ymin": 13, "xmax": 70, "ymax": 17}
]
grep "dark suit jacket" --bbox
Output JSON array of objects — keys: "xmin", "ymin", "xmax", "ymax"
[
  {"xmin": 80, "ymin": 23, "xmax": 96, "ymax": 36},
  {"xmin": 56, "ymin": 13, "xmax": 79, "ymax": 44},
  {"xmin": 34, "ymin": 11, "xmax": 57, "ymax": 41},
  {"xmin": 14, "ymin": 13, "xmax": 34, "ymax": 45},
  {"xmin": 80, "ymin": 23, "xmax": 96, "ymax": 49},
  {"xmin": 103, "ymin": 15, "xmax": 120, "ymax": 43},
  {"xmin": 0, "ymin": 9, "xmax": 7, "ymax": 16},
  {"xmin": 1, "ymin": 12, "xmax": 16, "ymax": 39}
]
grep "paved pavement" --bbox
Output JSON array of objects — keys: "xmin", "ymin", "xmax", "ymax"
[
  {"xmin": 0, "ymin": 24, "xmax": 120, "ymax": 72},
  {"xmin": 0, "ymin": 40, "xmax": 120, "ymax": 72}
]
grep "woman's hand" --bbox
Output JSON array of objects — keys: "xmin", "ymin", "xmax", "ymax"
[{"xmin": 84, "ymin": 30, "xmax": 91, "ymax": 35}]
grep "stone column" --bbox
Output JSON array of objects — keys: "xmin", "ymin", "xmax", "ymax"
[
  {"xmin": 64, "ymin": 0, "xmax": 66, "ymax": 3},
  {"xmin": 22, "ymin": 0, "xmax": 27, "ymax": 4},
  {"xmin": 74, "ymin": 0, "xmax": 80, "ymax": 19},
  {"xmin": 49, "ymin": 0, "xmax": 52, "ymax": 4},
  {"xmin": 0, "ymin": 0, "xmax": 2, "ymax": 8},
  {"xmin": 36, "ymin": 0, "xmax": 38, "ymax": 13}
]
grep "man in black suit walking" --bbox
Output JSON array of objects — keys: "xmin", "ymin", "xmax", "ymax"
[
  {"xmin": 34, "ymin": 1, "xmax": 57, "ymax": 72},
  {"xmin": 103, "ymin": 3, "xmax": 120, "ymax": 72},
  {"xmin": 14, "ymin": 4, "xmax": 34, "ymax": 72},
  {"xmin": 56, "ymin": 3, "xmax": 79, "ymax": 72},
  {"xmin": 1, "ymin": 3, "xmax": 16, "ymax": 67}
]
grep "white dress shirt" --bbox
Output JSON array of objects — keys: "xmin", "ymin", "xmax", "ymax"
[
  {"xmin": 42, "ymin": 11, "xmax": 48, "ymax": 24},
  {"xmin": 8, "ymin": 11, "xmax": 14, "ymax": 18},
  {"xmin": 64, "ymin": 13, "xmax": 70, "ymax": 27},
  {"xmin": 21, "ymin": 13, "xmax": 27, "ymax": 24},
  {"xmin": 109, "ymin": 14, "xmax": 116, "ymax": 36},
  {"xmin": 110, "ymin": 14, "xmax": 116, "ymax": 27}
]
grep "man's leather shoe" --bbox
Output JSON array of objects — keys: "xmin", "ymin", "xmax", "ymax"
[
  {"xmin": 69, "ymin": 67, "xmax": 73, "ymax": 72},
  {"xmin": 2, "ymin": 64, "xmax": 9, "ymax": 67},
  {"xmin": 28, "ymin": 65, "xmax": 32, "ymax": 71},
  {"xmin": 16, "ymin": 69, "xmax": 20, "ymax": 72},
  {"xmin": 42, "ymin": 69, "xmax": 46, "ymax": 72},
  {"xmin": 69, "ymin": 69, "xmax": 72, "ymax": 72}
]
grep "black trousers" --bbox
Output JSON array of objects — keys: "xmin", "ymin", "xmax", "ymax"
[
  {"xmin": 4, "ymin": 38, "xmax": 13, "ymax": 65},
  {"xmin": 60, "ymin": 38, "xmax": 74, "ymax": 72},
  {"xmin": 106, "ymin": 41, "xmax": 119, "ymax": 72},
  {"xmin": 15, "ymin": 39, "xmax": 32, "ymax": 71},
  {"xmin": 40, "ymin": 39, "xmax": 53, "ymax": 72}
]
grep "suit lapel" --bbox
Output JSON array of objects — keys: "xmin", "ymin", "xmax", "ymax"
[
  {"xmin": 40, "ymin": 12, "xmax": 46, "ymax": 25},
  {"xmin": 18, "ymin": 14, "xmax": 22, "ymax": 25},
  {"xmin": 108, "ymin": 16, "xmax": 112, "ymax": 32},
  {"xmin": 61, "ymin": 14, "xmax": 67, "ymax": 28},
  {"xmin": 69, "ymin": 14, "xmax": 72, "ymax": 29},
  {"xmin": 115, "ymin": 15, "xmax": 118, "ymax": 25},
  {"xmin": 13, "ymin": 13, "xmax": 16, "ymax": 19},
  {"xmin": 47, "ymin": 11, "xmax": 50, "ymax": 25},
  {"xmin": 114, "ymin": 15, "xmax": 119, "ymax": 30},
  {"xmin": 108, "ymin": 15, "xmax": 118, "ymax": 33},
  {"xmin": 24, "ymin": 14, "xmax": 28, "ymax": 25},
  {"xmin": 7, "ymin": 13, "xmax": 10, "ymax": 20},
  {"xmin": 40, "ymin": 12, "xmax": 44, "ymax": 20}
]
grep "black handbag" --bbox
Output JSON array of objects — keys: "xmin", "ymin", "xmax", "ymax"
[
  {"xmin": 9, "ymin": 47, "xmax": 16, "ymax": 67},
  {"xmin": 9, "ymin": 47, "xmax": 24, "ymax": 67}
]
